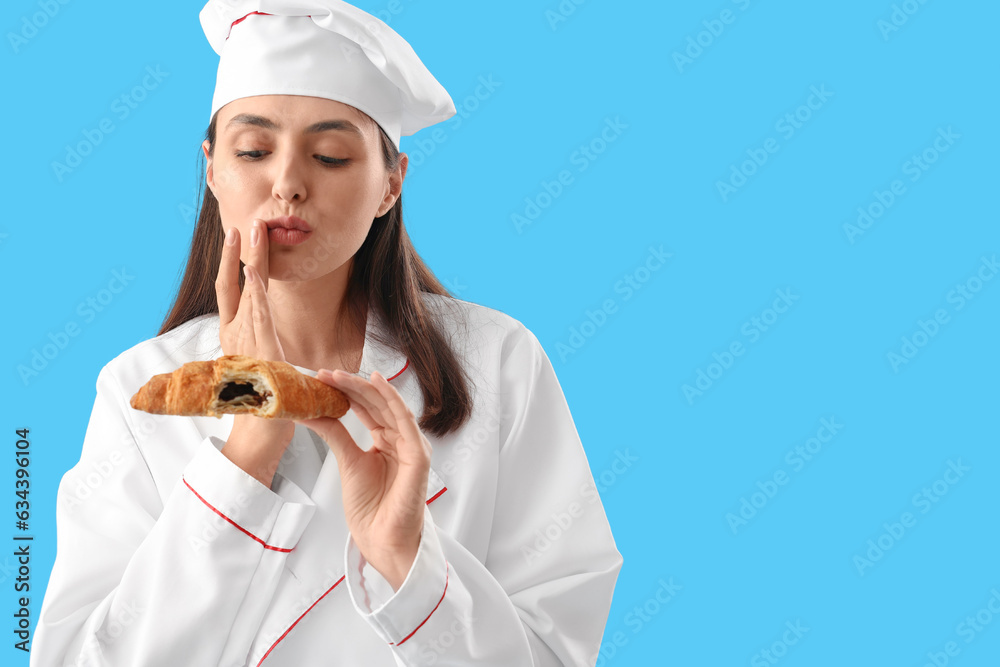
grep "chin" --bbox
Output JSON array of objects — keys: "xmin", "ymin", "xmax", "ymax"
[{"xmin": 267, "ymin": 254, "xmax": 347, "ymax": 283}]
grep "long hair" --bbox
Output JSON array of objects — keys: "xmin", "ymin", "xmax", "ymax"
[{"xmin": 160, "ymin": 113, "xmax": 473, "ymax": 437}]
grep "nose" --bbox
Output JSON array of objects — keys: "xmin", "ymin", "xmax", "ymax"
[{"xmin": 271, "ymin": 153, "xmax": 307, "ymax": 203}]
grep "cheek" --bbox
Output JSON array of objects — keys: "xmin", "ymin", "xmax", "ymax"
[
  {"xmin": 212, "ymin": 160, "xmax": 267, "ymax": 233},
  {"xmin": 325, "ymin": 168, "xmax": 384, "ymax": 214},
  {"xmin": 213, "ymin": 159, "xmax": 260, "ymax": 198}
]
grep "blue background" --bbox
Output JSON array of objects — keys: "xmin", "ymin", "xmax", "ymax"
[{"xmin": 3, "ymin": 0, "xmax": 998, "ymax": 665}]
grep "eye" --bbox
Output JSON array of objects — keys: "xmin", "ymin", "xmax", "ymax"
[
  {"xmin": 235, "ymin": 150, "xmax": 268, "ymax": 160},
  {"xmin": 316, "ymin": 155, "xmax": 350, "ymax": 167}
]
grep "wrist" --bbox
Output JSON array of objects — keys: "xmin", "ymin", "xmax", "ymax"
[
  {"xmin": 362, "ymin": 538, "xmax": 420, "ymax": 592},
  {"xmin": 222, "ymin": 416, "xmax": 294, "ymax": 488}
]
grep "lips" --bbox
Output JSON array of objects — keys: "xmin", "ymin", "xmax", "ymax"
[
  {"xmin": 264, "ymin": 216, "xmax": 312, "ymax": 232},
  {"xmin": 264, "ymin": 216, "xmax": 312, "ymax": 246}
]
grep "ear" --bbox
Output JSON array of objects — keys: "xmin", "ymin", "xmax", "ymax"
[
  {"xmin": 202, "ymin": 139, "xmax": 216, "ymax": 195},
  {"xmin": 378, "ymin": 153, "xmax": 408, "ymax": 217}
]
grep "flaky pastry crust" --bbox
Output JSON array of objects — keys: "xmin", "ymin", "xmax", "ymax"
[{"xmin": 129, "ymin": 355, "xmax": 349, "ymax": 420}]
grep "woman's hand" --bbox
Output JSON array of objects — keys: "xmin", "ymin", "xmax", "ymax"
[
  {"xmin": 217, "ymin": 220, "xmax": 285, "ymax": 360},
  {"xmin": 216, "ymin": 220, "xmax": 295, "ymax": 487},
  {"xmin": 298, "ymin": 370, "xmax": 432, "ymax": 591}
]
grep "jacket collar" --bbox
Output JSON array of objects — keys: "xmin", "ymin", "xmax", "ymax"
[{"xmin": 357, "ymin": 305, "xmax": 410, "ymax": 381}]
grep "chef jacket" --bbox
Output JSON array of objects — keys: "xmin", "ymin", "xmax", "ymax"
[{"xmin": 32, "ymin": 294, "xmax": 622, "ymax": 666}]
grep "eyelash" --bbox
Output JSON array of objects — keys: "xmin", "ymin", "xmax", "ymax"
[{"xmin": 234, "ymin": 150, "xmax": 349, "ymax": 167}]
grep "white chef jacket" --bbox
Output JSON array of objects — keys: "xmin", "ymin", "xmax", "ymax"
[{"xmin": 32, "ymin": 294, "xmax": 622, "ymax": 666}]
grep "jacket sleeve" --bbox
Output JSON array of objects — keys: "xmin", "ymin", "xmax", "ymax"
[
  {"xmin": 342, "ymin": 324, "xmax": 624, "ymax": 666},
  {"xmin": 31, "ymin": 364, "xmax": 316, "ymax": 667}
]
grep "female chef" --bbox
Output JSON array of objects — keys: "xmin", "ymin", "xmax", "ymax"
[{"xmin": 32, "ymin": 1, "xmax": 622, "ymax": 665}]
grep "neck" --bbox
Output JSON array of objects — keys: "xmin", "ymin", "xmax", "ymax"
[{"xmin": 266, "ymin": 262, "xmax": 366, "ymax": 373}]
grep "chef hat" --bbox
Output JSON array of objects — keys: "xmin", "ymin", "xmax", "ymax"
[{"xmin": 199, "ymin": 0, "xmax": 456, "ymax": 147}]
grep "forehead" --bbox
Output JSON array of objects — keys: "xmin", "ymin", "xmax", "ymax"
[{"xmin": 217, "ymin": 95, "xmax": 377, "ymax": 139}]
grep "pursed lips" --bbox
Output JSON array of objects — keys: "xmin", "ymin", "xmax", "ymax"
[{"xmin": 264, "ymin": 216, "xmax": 313, "ymax": 246}]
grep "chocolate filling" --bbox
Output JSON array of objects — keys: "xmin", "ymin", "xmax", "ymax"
[{"xmin": 218, "ymin": 381, "xmax": 265, "ymax": 407}]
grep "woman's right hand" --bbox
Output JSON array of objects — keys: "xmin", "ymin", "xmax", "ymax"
[
  {"xmin": 217, "ymin": 219, "xmax": 284, "ymax": 360},
  {"xmin": 216, "ymin": 220, "xmax": 295, "ymax": 488}
]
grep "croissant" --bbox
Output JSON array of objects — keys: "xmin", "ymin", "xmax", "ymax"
[{"xmin": 129, "ymin": 355, "xmax": 349, "ymax": 420}]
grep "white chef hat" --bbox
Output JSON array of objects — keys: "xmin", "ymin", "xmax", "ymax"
[{"xmin": 199, "ymin": 0, "xmax": 456, "ymax": 147}]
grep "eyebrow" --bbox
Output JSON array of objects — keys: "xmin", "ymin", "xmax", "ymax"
[{"xmin": 225, "ymin": 114, "xmax": 364, "ymax": 138}]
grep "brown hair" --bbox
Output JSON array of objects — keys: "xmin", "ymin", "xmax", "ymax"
[{"xmin": 159, "ymin": 113, "xmax": 473, "ymax": 437}]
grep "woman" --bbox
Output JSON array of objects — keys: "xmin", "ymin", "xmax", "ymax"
[{"xmin": 32, "ymin": 1, "xmax": 622, "ymax": 665}]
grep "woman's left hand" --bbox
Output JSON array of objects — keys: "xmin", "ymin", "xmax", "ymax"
[{"xmin": 296, "ymin": 370, "xmax": 431, "ymax": 591}]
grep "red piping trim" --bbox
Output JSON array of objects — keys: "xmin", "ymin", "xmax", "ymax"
[
  {"xmin": 390, "ymin": 562, "xmax": 450, "ymax": 646},
  {"xmin": 227, "ymin": 11, "xmax": 273, "ymax": 39},
  {"xmin": 227, "ymin": 11, "xmax": 314, "ymax": 40},
  {"xmin": 426, "ymin": 487, "xmax": 447, "ymax": 505},
  {"xmin": 182, "ymin": 478, "xmax": 292, "ymax": 553},
  {"xmin": 386, "ymin": 358, "xmax": 410, "ymax": 381},
  {"xmin": 256, "ymin": 576, "xmax": 346, "ymax": 666},
  {"xmin": 248, "ymin": 468, "xmax": 444, "ymax": 662}
]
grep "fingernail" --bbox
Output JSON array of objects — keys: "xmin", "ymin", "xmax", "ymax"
[
  {"xmin": 250, "ymin": 222, "xmax": 259, "ymax": 247},
  {"xmin": 244, "ymin": 265, "xmax": 254, "ymax": 284},
  {"xmin": 225, "ymin": 227, "xmax": 237, "ymax": 246}
]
